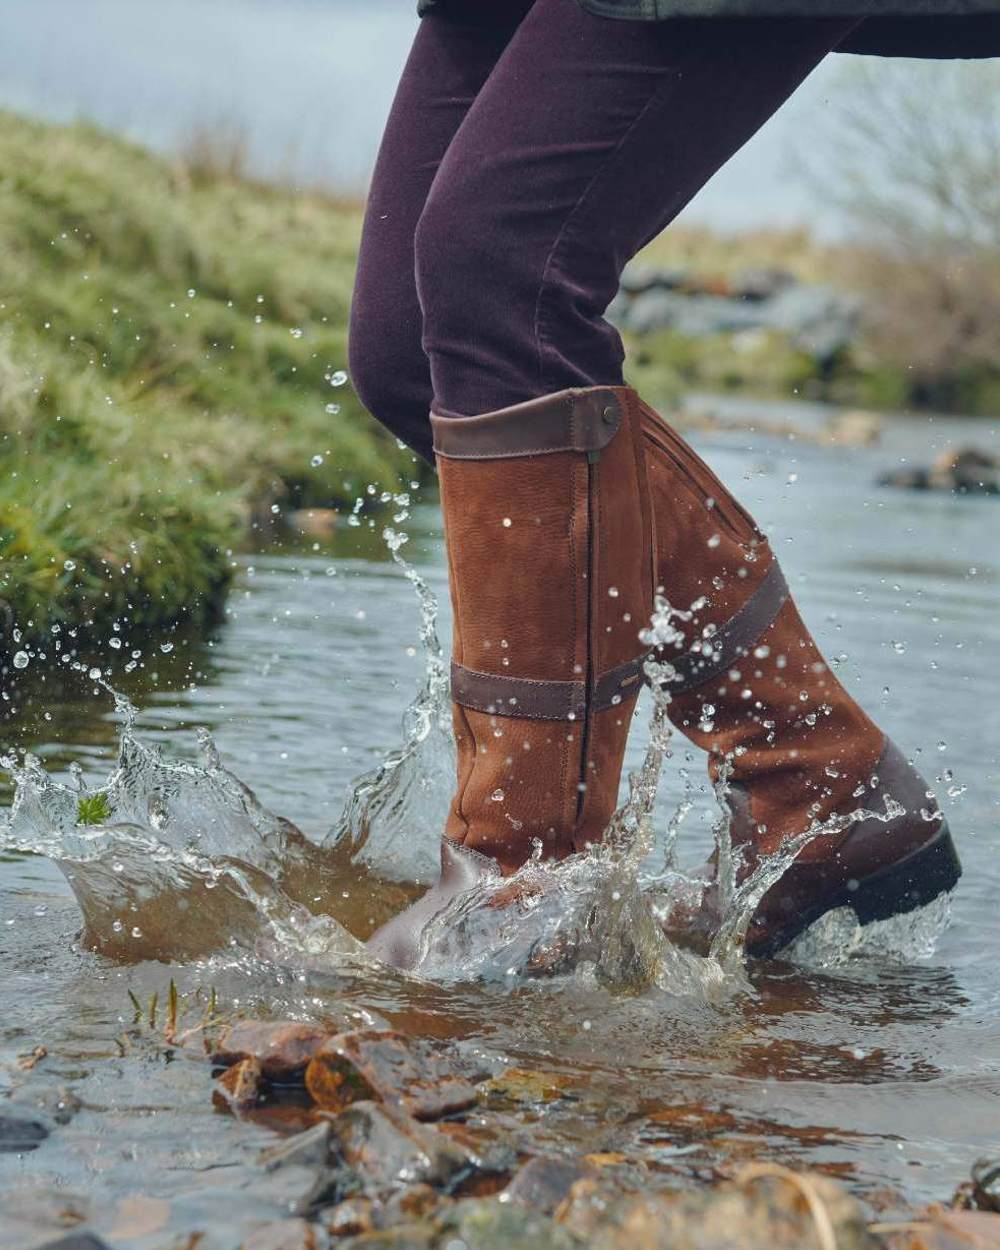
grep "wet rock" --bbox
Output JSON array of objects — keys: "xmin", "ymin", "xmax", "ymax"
[
  {"xmin": 322, "ymin": 1197, "xmax": 379, "ymax": 1238},
  {"xmin": 505, "ymin": 1157, "xmax": 599, "ymax": 1216},
  {"xmin": 240, "ymin": 1218, "xmax": 329, "ymax": 1250},
  {"xmin": 439, "ymin": 1199, "xmax": 580, "ymax": 1250},
  {"xmin": 574, "ymin": 1170, "xmax": 876, "ymax": 1250},
  {"xmin": 16, "ymin": 1044, "xmax": 48, "ymax": 1071},
  {"xmin": 253, "ymin": 1163, "xmax": 342, "ymax": 1219},
  {"xmin": 305, "ymin": 1030, "xmax": 478, "ymax": 1122},
  {"xmin": 972, "ymin": 1158, "xmax": 1000, "ymax": 1212},
  {"xmin": 886, "ymin": 1209, "xmax": 1000, "ymax": 1249},
  {"xmin": 326, "ymin": 1100, "xmax": 474, "ymax": 1192},
  {"xmin": 260, "ymin": 1122, "xmax": 332, "ymax": 1172},
  {"xmin": 383, "ymin": 1185, "xmax": 443, "ymax": 1224},
  {"xmin": 213, "ymin": 1056, "xmax": 264, "ymax": 1113},
  {"xmin": 879, "ymin": 448, "xmax": 1000, "ymax": 496},
  {"xmin": 479, "ymin": 1067, "xmax": 578, "ymax": 1107},
  {"xmin": 212, "ymin": 1021, "xmax": 332, "ymax": 1080},
  {"xmin": 435, "ymin": 1122, "xmax": 517, "ymax": 1192},
  {"xmin": 0, "ymin": 1105, "xmax": 51, "ymax": 1152}
]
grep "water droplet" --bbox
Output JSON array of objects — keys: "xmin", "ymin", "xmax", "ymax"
[
  {"xmin": 329, "ymin": 370, "xmax": 348, "ymax": 387},
  {"xmin": 160, "ymin": 642, "xmax": 174, "ymax": 654},
  {"xmin": 290, "ymin": 327, "xmax": 303, "ymax": 339},
  {"xmin": 608, "ymin": 586, "xmax": 619, "ymax": 597},
  {"xmin": 502, "ymin": 517, "xmax": 512, "ymax": 528},
  {"xmin": 707, "ymin": 534, "xmax": 721, "ymax": 548},
  {"xmin": 310, "ymin": 454, "xmax": 324, "ymax": 468},
  {"xmin": 63, "ymin": 559, "xmax": 76, "ymax": 571},
  {"xmin": 892, "ymin": 640, "xmax": 907, "ymax": 654},
  {"xmin": 12, "ymin": 651, "xmax": 29, "ymax": 670},
  {"xmin": 490, "ymin": 788, "xmax": 505, "ymax": 802},
  {"xmin": 88, "ymin": 667, "xmax": 101, "ymax": 681},
  {"xmin": 109, "ymin": 637, "xmax": 122, "ymax": 650},
  {"xmin": 325, "ymin": 403, "xmax": 341, "ymax": 416}
]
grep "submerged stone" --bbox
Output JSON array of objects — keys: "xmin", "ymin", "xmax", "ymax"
[
  {"xmin": 563, "ymin": 1171, "xmax": 877, "ymax": 1250},
  {"xmin": 971, "ymin": 1159, "xmax": 1000, "ymax": 1212},
  {"xmin": 36, "ymin": 1237, "xmax": 112, "ymax": 1250},
  {"xmin": 326, "ymin": 1100, "xmax": 474, "ymax": 1192},
  {"xmin": 439, "ymin": 1199, "xmax": 580, "ymax": 1250},
  {"xmin": 212, "ymin": 1022, "xmax": 332, "ymax": 1080},
  {"xmin": 260, "ymin": 1122, "xmax": 332, "ymax": 1172},
  {"xmin": 479, "ymin": 1067, "xmax": 578, "ymax": 1107},
  {"xmin": 505, "ymin": 1157, "xmax": 599, "ymax": 1216},
  {"xmin": 338, "ymin": 1225, "xmax": 437, "ymax": 1250},
  {"xmin": 213, "ymin": 1056, "xmax": 264, "ymax": 1113},
  {"xmin": 0, "ymin": 1107, "xmax": 51, "ymax": 1153},
  {"xmin": 305, "ymin": 1030, "xmax": 478, "ymax": 1121},
  {"xmin": 322, "ymin": 1197, "xmax": 379, "ymax": 1238}
]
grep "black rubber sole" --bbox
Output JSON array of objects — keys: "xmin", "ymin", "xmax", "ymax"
[{"xmin": 748, "ymin": 823, "xmax": 962, "ymax": 959}]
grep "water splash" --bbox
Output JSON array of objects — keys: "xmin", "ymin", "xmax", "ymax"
[
  {"xmin": 322, "ymin": 501, "xmax": 453, "ymax": 886},
  {"xmin": 0, "ymin": 537, "xmax": 950, "ymax": 988},
  {"xmin": 0, "ymin": 680, "xmax": 362, "ymax": 963}
]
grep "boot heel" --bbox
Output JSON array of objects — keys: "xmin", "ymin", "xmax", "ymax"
[{"xmin": 849, "ymin": 824, "xmax": 962, "ymax": 926}]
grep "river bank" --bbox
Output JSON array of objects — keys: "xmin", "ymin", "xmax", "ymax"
[{"xmin": 0, "ymin": 110, "xmax": 409, "ymax": 665}]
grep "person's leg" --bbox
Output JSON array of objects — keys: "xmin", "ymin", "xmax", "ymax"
[
  {"xmin": 348, "ymin": 0, "xmax": 534, "ymax": 463},
  {"xmin": 414, "ymin": 0, "xmax": 856, "ymax": 418},
  {"xmin": 368, "ymin": 0, "xmax": 959, "ymax": 969}
]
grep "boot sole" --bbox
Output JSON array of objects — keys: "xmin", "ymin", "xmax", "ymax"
[{"xmin": 748, "ymin": 823, "xmax": 962, "ymax": 959}]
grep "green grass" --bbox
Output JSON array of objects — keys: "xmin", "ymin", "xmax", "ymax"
[{"xmin": 0, "ymin": 111, "xmax": 405, "ymax": 659}]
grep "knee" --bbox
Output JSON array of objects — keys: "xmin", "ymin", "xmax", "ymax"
[{"xmin": 413, "ymin": 179, "xmax": 501, "ymax": 343}]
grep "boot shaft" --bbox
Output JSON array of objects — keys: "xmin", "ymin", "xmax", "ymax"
[
  {"xmin": 434, "ymin": 387, "xmax": 654, "ymax": 869},
  {"xmin": 639, "ymin": 399, "xmax": 885, "ymax": 855}
]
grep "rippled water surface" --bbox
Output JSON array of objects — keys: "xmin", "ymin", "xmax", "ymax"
[{"xmin": 2, "ymin": 398, "xmax": 999, "ymax": 1244}]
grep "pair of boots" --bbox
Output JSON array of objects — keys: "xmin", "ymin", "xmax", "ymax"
[{"xmin": 369, "ymin": 387, "xmax": 960, "ymax": 969}]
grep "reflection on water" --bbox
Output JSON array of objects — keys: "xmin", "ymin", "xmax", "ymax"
[{"xmin": 2, "ymin": 405, "xmax": 999, "ymax": 1236}]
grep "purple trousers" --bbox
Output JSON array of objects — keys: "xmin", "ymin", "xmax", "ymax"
[{"xmin": 349, "ymin": 0, "xmax": 855, "ymax": 463}]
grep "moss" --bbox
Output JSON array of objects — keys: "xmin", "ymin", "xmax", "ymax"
[
  {"xmin": 0, "ymin": 111, "xmax": 409, "ymax": 658},
  {"xmin": 76, "ymin": 792, "xmax": 112, "ymax": 826}
]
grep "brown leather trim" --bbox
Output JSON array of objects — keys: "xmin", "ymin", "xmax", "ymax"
[
  {"xmin": 451, "ymin": 663, "xmax": 586, "ymax": 722},
  {"xmin": 431, "ymin": 388, "xmax": 623, "ymax": 460},
  {"xmin": 591, "ymin": 652, "xmax": 648, "ymax": 711},
  {"xmin": 451, "ymin": 652, "xmax": 647, "ymax": 722},
  {"xmin": 666, "ymin": 561, "xmax": 789, "ymax": 694}
]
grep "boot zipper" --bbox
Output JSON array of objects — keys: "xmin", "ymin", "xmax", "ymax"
[{"xmin": 576, "ymin": 452, "xmax": 599, "ymax": 824}]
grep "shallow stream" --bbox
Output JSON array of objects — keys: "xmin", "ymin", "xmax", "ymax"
[{"xmin": 2, "ymin": 397, "xmax": 998, "ymax": 1245}]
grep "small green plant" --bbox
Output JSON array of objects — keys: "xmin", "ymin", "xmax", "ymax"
[{"xmin": 76, "ymin": 792, "xmax": 112, "ymax": 825}]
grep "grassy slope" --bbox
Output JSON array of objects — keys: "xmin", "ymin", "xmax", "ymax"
[{"xmin": 0, "ymin": 111, "xmax": 404, "ymax": 656}]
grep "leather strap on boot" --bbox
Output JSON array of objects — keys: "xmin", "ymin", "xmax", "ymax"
[{"xmin": 432, "ymin": 386, "xmax": 654, "ymax": 871}]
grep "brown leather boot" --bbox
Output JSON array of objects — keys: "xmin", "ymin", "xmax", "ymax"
[
  {"xmin": 368, "ymin": 387, "xmax": 654, "ymax": 969},
  {"xmin": 640, "ymin": 397, "xmax": 961, "ymax": 957}
]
